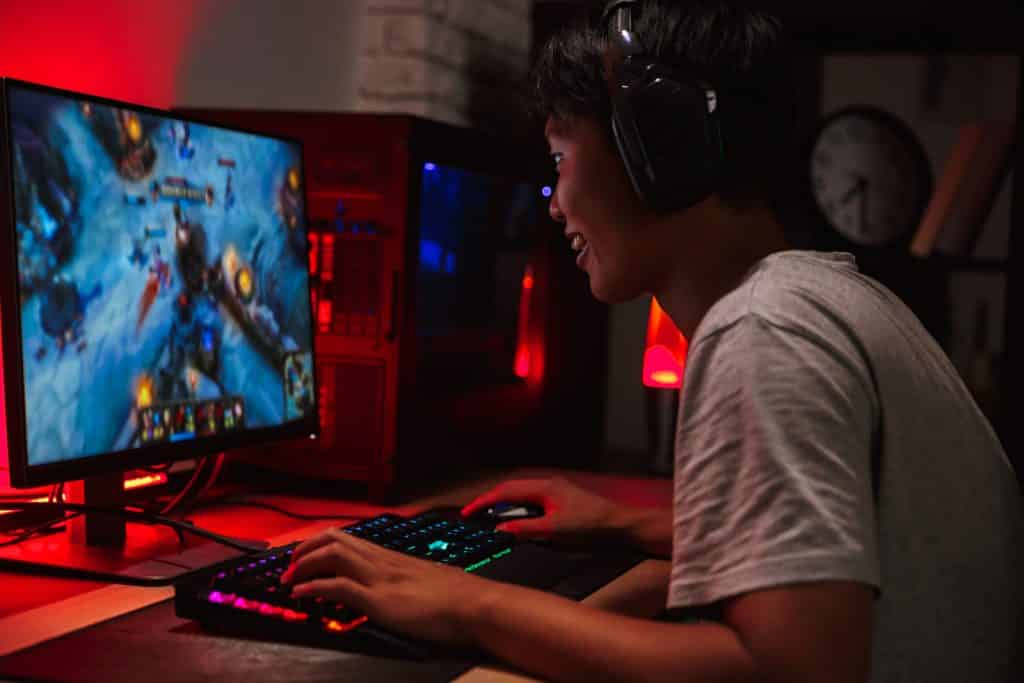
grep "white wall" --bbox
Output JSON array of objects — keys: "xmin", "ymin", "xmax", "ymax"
[
  {"xmin": 176, "ymin": 0, "xmax": 532, "ymax": 131},
  {"xmin": 176, "ymin": 1, "xmax": 369, "ymax": 110}
]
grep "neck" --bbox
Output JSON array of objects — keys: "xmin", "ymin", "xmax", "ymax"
[{"xmin": 652, "ymin": 199, "xmax": 790, "ymax": 339}]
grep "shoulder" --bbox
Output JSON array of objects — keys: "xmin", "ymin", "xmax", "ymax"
[{"xmin": 691, "ymin": 250, "xmax": 866, "ymax": 354}]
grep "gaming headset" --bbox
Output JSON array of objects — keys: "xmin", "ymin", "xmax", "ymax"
[{"xmin": 602, "ymin": 0, "xmax": 725, "ymax": 212}]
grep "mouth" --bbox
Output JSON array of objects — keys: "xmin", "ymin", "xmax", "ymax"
[
  {"xmin": 567, "ymin": 232, "xmax": 589, "ymax": 253},
  {"xmin": 566, "ymin": 231, "xmax": 590, "ymax": 269}
]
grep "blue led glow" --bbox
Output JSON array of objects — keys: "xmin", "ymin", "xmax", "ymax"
[
  {"xmin": 420, "ymin": 239, "xmax": 442, "ymax": 271},
  {"xmin": 541, "ymin": 186, "xmax": 552, "ymax": 198},
  {"xmin": 424, "ymin": 162, "xmax": 437, "ymax": 172}
]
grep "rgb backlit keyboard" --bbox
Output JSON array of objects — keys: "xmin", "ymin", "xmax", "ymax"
[{"xmin": 174, "ymin": 509, "xmax": 516, "ymax": 657}]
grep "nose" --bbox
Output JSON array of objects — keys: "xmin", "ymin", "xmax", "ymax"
[{"xmin": 548, "ymin": 191, "xmax": 565, "ymax": 224}]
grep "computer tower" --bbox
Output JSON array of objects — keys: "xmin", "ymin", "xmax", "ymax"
[{"xmin": 175, "ymin": 111, "xmax": 608, "ymax": 499}]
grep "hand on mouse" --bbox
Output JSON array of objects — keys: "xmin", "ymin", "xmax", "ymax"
[{"xmin": 461, "ymin": 477, "xmax": 618, "ymax": 544}]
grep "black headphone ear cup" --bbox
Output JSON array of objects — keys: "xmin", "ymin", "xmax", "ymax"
[{"xmin": 611, "ymin": 59, "xmax": 725, "ymax": 211}]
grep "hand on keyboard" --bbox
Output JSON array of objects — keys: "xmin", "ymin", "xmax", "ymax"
[{"xmin": 282, "ymin": 525, "xmax": 502, "ymax": 646}]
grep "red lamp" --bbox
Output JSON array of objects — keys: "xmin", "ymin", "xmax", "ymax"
[{"xmin": 642, "ymin": 297, "xmax": 687, "ymax": 389}]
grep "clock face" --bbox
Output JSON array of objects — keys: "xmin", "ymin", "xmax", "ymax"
[{"xmin": 809, "ymin": 107, "xmax": 932, "ymax": 247}]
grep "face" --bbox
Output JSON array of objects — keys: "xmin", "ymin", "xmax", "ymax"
[{"xmin": 545, "ymin": 116, "xmax": 658, "ymax": 303}]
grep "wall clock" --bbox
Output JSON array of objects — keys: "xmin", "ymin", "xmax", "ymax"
[{"xmin": 808, "ymin": 106, "xmax": 933, "ymax": 248}]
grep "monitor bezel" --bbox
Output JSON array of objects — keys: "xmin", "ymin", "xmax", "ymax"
[{"xmin": 0, "ymin": 77, "xmax": 320, "ymax": 488}]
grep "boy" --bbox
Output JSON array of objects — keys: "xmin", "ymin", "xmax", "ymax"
[{"xmin": 285, "ymin": 2, "xmax": 1023, "ymax": 680}]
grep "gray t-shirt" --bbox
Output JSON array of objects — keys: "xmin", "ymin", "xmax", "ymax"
[{"xmin": 669, "ymin": 251, "xmax": 1022, "ymax": 682}]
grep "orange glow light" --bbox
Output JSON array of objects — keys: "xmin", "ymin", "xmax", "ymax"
[
  {"xmin": 0, "ymin": 473, "xmax": 164, "ymax": 516},
  {"xmin": 124, "ymin": 473, "xmax": 168, "ymax": 490},
  {"xmin": 0, "ymin": 494, "xmax": 52, "ymax": 516},
  {"xmin": 136, "ymin": 375, "xmax": 154, "ymax": 408},
  {"xmin": 125, "ymin": 113, "xmax": 142, "ymax": 142},
  {"xmin": 642, "ymin": 298, "xmax": 687, "ymax": 389},
  {"xmin": 650, "ymin": 369, "xmax": 681, "ymax": 386}
]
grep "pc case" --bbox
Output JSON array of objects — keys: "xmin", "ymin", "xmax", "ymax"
[{"xmin": 174, "ymin": 111, "xmax": 608, "ymax": 500}]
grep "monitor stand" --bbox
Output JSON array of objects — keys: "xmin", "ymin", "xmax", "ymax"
[{"xmin": 0, "ymin": 472, "xmax": 267, "ymax": 586}]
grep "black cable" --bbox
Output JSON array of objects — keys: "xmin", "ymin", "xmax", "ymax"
[
  {"xmin": 0, "ymin": 512, "xmax": 83, "ymax": 548},
  {"xmin": 174, "ymin": 453, "xmax": 225, "ymax": 517},
  {"xmin": 0, "ymin": 501, "xmax": 263, "ymax": 553},
  {"xmin": 160, "ymin": 455, "xmax": 212, "ymax": 516}
]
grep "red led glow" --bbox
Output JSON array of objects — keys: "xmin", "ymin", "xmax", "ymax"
[
  {"xmin": 259, "ymin": 603, "xmax": 284, "ymax": 617},
  {"xmin": 0, "ymin": 2, "xmax": 202, "ymax": 110},
  {"xmin": 643, "ymin": 345, "xmax": 684, "ymax": 389},
  {"xmin": 513, "ymin": 265, "xmax": 534, "ymax": 379},
  {"xmin": 318, "ymin": 300, "xmax": 333, "ymax": 327},
  {"xmin": 320, "ymin": 234, "xmax": 335, "ymax": 281},
  {"xmin": 643, "ymin": 298, "xmax": 687, "ymax": 389},
  {"xmin": 308, "ymin": 233, "xmax": 320, "ymax": 275}
]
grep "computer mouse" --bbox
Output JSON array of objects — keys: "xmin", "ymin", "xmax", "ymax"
[{"xmin": 470, "ymin": 501, "xmax": 546, "ymax": 523}]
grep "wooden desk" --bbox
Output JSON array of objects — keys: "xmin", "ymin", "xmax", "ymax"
[{"xmin": 0, "ymin": 468, "xmax": 673, "ymax": 682}]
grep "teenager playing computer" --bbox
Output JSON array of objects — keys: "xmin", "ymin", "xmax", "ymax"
[{"xmin": 282, "ymin": 2, "xmax": 1023, "ymax": 680}]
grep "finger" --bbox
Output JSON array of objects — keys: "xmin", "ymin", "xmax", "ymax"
[
  {"xmin": 291, "ymin": 576, "xmax": 371, "ymax": 612},
  {"xmin": 292, "ymin": 527, "xmax": 372, "ymax": 563},
  {"xmin": 283, "ymin": 539, "xmax": 375, "ymax": 586},
  {"xmin": 291, "ymin": 528, "xmax": 345, "ymax": 561},
  {"xmin": 460, "ymin": 479, "xmax": 552, "ymax": 517},
  {"xmin": 495, "ymin": 517, "xmax": 554, "ymax": 540}
]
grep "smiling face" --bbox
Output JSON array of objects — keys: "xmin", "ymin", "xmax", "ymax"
[{"xmin": 545, "ymin": 116, "xmax": 662, "ymax": 303}]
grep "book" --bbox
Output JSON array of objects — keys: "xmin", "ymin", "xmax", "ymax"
[{"xmin": 909, "ymin": 121, "xmax": 1015, "ymax": 258}]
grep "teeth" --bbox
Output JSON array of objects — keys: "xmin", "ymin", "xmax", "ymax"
[{"xmin": 570, "ymin": 234, "xmax": 587, "ymax": 252}]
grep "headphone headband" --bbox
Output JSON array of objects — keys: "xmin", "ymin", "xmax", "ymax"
[{"xmin": 600, "ymin": 0, "xmax": 726, "ymax": 212}]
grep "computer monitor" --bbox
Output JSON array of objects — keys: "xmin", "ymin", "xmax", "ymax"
[{"xmin": 0, "ymin": 78, "xmax": 319, "ymax": 582}]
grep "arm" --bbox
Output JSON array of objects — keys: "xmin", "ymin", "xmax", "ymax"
[
  {"xmin": 606, "ymin": 504, "xmax": 674, "ymax": 558},
  {"xmin": 284, "ymin": 530, "xmax": 872, "ymax": 683},
  {"xmin": 462, "ymin": 578, "xmax": 873, "ymax": 683},
  {"xmin": 461, "ymin": 477, "xmax": 675, "ymax": 558}
]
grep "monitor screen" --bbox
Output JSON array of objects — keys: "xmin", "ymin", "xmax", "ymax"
[
  {"xmin": 414, "ymin": 162, "xmax": 549, "ymax": 387},
  {"xmin": 1, "ymin": 79, "xmax": 317, "ymax": 485}
]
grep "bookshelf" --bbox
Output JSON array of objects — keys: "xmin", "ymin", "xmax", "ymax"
[{"xmin": 804, "ymin": 51, "xmax": 1020, "ymax": 479}]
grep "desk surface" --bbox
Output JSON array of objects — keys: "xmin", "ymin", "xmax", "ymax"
[{"xmin": 0, "ymin": 467, "xmax": 672, "ymax": 683}]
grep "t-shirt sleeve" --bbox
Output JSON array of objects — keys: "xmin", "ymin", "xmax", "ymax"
[{"xmin": 668, "ymin": 313, "xmax": 881, "ymax": 610}]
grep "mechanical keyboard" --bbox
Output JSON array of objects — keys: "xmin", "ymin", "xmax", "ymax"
[{"xmin": 173, "ymin": 509, "xmax": 520, "ymax": 658}]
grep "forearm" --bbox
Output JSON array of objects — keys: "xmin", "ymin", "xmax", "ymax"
[
  {"xmin": 607, "ymin": 505, "xmax": 674, "ymax": 557},
  {"xmin": 461, "ymin": 582, "xmax": 756, "ymax": 683}
]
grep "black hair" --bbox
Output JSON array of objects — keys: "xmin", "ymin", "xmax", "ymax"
[{"xmin": 532, "ymin": 0, "xmax": 798, "ymax": 208}]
